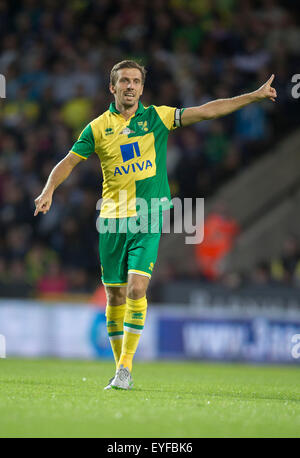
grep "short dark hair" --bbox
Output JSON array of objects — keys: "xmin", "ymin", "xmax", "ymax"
[{"xmin": 110, "ymin": 60, "xmax": 146, "ymax": 86}]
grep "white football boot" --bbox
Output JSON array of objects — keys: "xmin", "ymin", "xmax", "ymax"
[{"xmin": 111, "ymin": 365, "xmax": 134, "ymax": 390}]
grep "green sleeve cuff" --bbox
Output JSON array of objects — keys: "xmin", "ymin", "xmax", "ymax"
[
  {"xmin": 70, "ymin": 150, "xmax": 87, "ymax": 160},
  {"xmin": 70, "ymin": 123, "xmax": 95, "ymax": 159}
]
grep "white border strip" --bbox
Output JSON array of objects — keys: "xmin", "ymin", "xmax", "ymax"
[
  {"xmin": 128, "ymin": 270, "xmax": 151, "ymax": 278},
  {"xmin": 124, "ymin": 326, "xmax": 143, "ymax": 335},
  {"xmin": 109, "ymin": 334, "xmax": 123, "ymax": 341}
]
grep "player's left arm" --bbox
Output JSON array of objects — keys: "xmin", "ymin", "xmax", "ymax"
[{"xmin": 181, "ymin": 74, "xmax": 277, "ymax": 126}]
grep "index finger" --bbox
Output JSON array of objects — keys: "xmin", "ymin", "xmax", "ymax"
[
  {"xmin": 34, "ymin": 204, "xmax": 42, "ymax": 216},
  {"xmin": 267, "ymin": 74, "xmax": 275, "ymax": 85}
]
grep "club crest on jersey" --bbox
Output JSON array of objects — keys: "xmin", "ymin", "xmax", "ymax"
[{"xmin": 137, "ymin": 121, "xmax": 148, "ymax": 132}]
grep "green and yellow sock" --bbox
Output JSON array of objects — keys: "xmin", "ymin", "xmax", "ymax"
[
  {"xmin": 105, "ymin": 303, "xmax": 126, "ymax": 368},
  {"xmin": 118, "ymin": 296, "xmax": 147, "ymax": 373}
]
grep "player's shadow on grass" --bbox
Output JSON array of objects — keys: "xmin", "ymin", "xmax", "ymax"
[{"xmin": 134, "ymin": 387, "xmax": 300, "ymax": 403}]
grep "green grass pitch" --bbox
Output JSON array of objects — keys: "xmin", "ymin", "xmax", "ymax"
[{"xmin": 0, "ymin": 358, "xmax": 299, "ymax": 438}]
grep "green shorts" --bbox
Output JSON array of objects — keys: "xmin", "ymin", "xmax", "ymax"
[{"xmin": 98, "ymin": 212, "xmax": 163, "ymax": 286}]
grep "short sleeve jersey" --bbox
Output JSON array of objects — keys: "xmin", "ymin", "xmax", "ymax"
[{"xmin": 70, "ymin": 102, "xmax": 183, "ymax": 218}]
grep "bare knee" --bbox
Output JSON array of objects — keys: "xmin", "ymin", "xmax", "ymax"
[
  {"xmin": 105, "ymin": 287, "xmax": 126, "ymax": 306},
  {"xmin": 127, "ymin": 275, "xmax": 149, "ymax": 300}
]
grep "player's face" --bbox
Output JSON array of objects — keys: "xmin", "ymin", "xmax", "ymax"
[{"xmin": 110, "ymin": 68, "xmax": 144, "ymax": 108}]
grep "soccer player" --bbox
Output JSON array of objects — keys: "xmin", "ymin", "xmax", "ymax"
[{"xmin": 34, "ymin": 60, "xmax": 276, "ymax": 390}]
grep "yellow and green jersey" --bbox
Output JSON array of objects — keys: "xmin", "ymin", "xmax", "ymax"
[{"xmin": 70, "ymin": 101, "xmax": 183, "ymax": 218}]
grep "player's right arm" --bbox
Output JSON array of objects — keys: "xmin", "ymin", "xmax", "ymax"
[
  {"xmin": 34, "ymin": 153, "xmax": 83, "ymax": 216},
  {"xmin": 34, "ymin": 123, "xmax": 95, "ymax": 216}
]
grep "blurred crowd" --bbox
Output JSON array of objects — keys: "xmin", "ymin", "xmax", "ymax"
[
  {"xmin": 0, "ymin": 0, "xmax": 299, "ymax": 298},
  {"xmin": 219, "ymin": 235, "xmax": 300, "ymax": 290}
]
